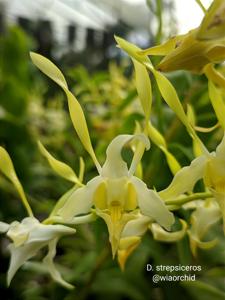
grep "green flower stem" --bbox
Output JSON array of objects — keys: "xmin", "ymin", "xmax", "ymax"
[
  {"xmin": 195, "ymin": 0, "xmax": 207, "ymax": 13},
  {"xmin": 165, "ymin": 192, "xmax": 213, "ymax": 206}
]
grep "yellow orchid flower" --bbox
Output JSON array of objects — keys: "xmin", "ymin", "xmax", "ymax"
[
  {"xmin": 30, "ymin": 52, "xmax": 175, "ymax": 257},
  {"xmin": 0, "ymin": 147, "xmax": 76, "ymax": 289},
  {"xmin": 159, "ymin": 132, "xmax": 225, "ymax": 234},
  {"xmin": 57, "ymin": 133, "xmax": 174, "ymax": 257},
  {"xmin": 139, "ymin": 0, "xmax": 225, "ymax": 74},
  {"xmin": 115, "ymin": 37, "xmax": 225, "ymax": 231}
]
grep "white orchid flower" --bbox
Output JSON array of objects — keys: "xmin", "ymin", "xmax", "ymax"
[
  {"xmin": 30, "ymin": 53, "xmax": 175, "ymax": 257},
  {"xmin": 0, "ymin": 217, "xmax": 75, "ymax": 289},
  {"xmin": 0, "ymin": 147, "xmax": 75, "ymax": 289}
]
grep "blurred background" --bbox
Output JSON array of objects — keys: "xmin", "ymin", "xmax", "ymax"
[{"xmin": 1, "ymin": 1, "xmax": 225, "ymax": 300}]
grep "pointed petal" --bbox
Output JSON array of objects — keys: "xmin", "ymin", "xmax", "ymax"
[
  {"xmin": 101, "ymin": 134, "xmax": 149, "ymax": 178},
  {"xmin": 133, "ymin": 59, "xmax": 152, "ymax": 121},
  {"xmin": 43, "ymin": 239, "xmax": 74, "ymax": 289},
  {"xmin": 7, "ymin": 241, "xmax": 47, "ymax": 285},
  {"xmin": 208, "ymin": 81, "xmax": 225, "ymax": 130},
  {"xmin": 118, "ymin": 237, "xmax": 141, "ymax": 271},
  {"xmin": 50, "ymin": 185, "xmax": 79, "ymax": 217},
  {"xmin": 118, "ymin": 214, "xmax": 151, "ymax": 270},
  {"xmin": 159, "ymin": 155, "xmax": 207, "ymax": 200},
  {"xmin": 58, "ymin": 176, "xmax": 102, "ymax": 221},
  {"xmin": 0, "ymin": 147, "xmax": 33, "ymax": 216},
  {"xmin": 132, "ymin": 177, "xmax": 174, "ymax": 230},
  {"xmin": 151, "ymin": 219, "xmax": 187, "ymax": 242},
  {"xmin": 30, "ymin": 52, "xmax": 67, "ymax": 89},
  {"xmin": 215, "ymin": 132, "xmax": 225, "ymax": 157},
  {"xmin": 38, "ymin": 141, "xmax": 82, "ymax": 185},
  {"xmin": 30, "ymin": 52, "xmax": 101, "ymax": 172},
  {"xmin": 128, "ymin": 135, "xmax": 150, "ymax": 177},
  {"xmin": 115, "ymin": 36, "xmax": 152, "ymax": 67},
  {"xmin": 148, "ymin": 122, "xmax": 181, "ymax": 174},
  {"xmin": 139, "ymin": 36, "xmax": 180, "ymax": 56},
  {"xmin": 152, "ymin": 70, "xmax": 208, "ymax": 154},
  {"xmin": 96, "ymin": 209, "xmax": 136, "ymax": 258}
]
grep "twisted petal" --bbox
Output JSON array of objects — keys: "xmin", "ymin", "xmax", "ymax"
[
  {"xmin": 188, "ymin": 234, "xmax": 218, "ymax": 257},
  {"xmin": 150, "ymin": 219, "xmax": 187, "ymax": 242},
  {"xmin": 101, "ymin": 134, "xmax": 150, "ymax": 178},
  {"xmin": 159, "ymin": 155, "xmax": 207, "ymax": 200},
  {"xmin": 131, "ymin": 177, "xmax": 174, "ymax": 230},
  {"xmin": 148, "ymin": 122, "xmax": 181, "ymax": 174},
  {"xmin": 38, "ymin": 141, "xmax": 82, "ymax": 185},
  {"xmin": 58, "ymin": 176, "xmax": 102, "ymax": 221},
  {"xmin": 133, "ymin": 59, "xmax": 152, "ymax": 121},
  {"xmin": 115, "ymin": 36, "xmax": 151, "ymax": 66},
  {"xmin": 0, "ymin": 147, "xmax": 33, "ymax": 216},
  {"xmin": 188, "ymin": 200, "xmax": 221, "ymax": 256},
  {"xmin": 43, "ymin": 238, "xmax": 74, "ymax": 289},
  {"xmin": 30, "ymin": 52, "xmax": 101, "ymax": 172}
]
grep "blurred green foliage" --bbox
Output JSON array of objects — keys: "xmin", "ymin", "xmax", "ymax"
[{"xmin": 0, "ymin": 22, "xmax": 224, "ymax": 300}]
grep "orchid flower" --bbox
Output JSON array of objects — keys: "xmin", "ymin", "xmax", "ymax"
[
  {"xmin": 0, "ymin": 217, "xmax": 75, "ymax": 289},
  {"xmin": 157, "ymin": 80, "xmax": 225, "ymax": 234},
  {"xmin": 139, "ymin": 0, "xmax": 225, "ymax": 74},
  {"xmin": 187, "ymin": 200, "xmax": 221, "ymax": 256},
  {"xmin": 115, "ymin": 35, "xmax": 225, "ymax": 236},
  {"xmin": 0, "ymin": 147, "xmax": 75, "ymax": 289},
  {"xmin": 30, "ymin": 52, "xmax": 175, "ymax": 257}
]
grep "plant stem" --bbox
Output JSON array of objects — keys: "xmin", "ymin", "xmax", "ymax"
[
  {"xmin": 195, "ymin": 0, "xmax": 207, "ymax": 13},
  {"xmin": 165, "ymin": 192, "xmax": 212, "ymax": 206}
]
